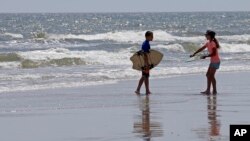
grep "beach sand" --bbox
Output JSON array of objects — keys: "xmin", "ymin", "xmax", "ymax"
[{"xmin": 0, "ymin": 71, "xmax": 250, "ymax": 141}]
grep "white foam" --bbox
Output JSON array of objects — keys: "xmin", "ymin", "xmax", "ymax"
[
  {"xmin": 0, "ymin": 79, "xmax": 117, "ymax": 93},
  {"xmin": 18, "ymin": 48, "xmax": 76, "ymax": 61},
  {"xmin": 219, "ymin": 35, "xmax": 250, "ymax": 42},
  {"xmin": 48, "ymin": 30, "xmax": 178, "ymax": 43},
  {"xmin": 80, "ymin": 50, "xmax": 132, "ymax": 65},
  {"xmin": 48, "ymin": 31, "xmax": 143, "ymax": 42},
  {"xmin": 220, "ymin": 43, "xmax": 250, "ymax": 53},
  {"xmin": 3, "ymin": 30, "xmax": 250, "ymax": 46},
  {"xmin": 0, "ymin": 73, "xmax": 42, "ymax": 81},
  {"xmin": 151, "ymin": 65, "xmax": 250, "ymax": 78},
  {"xmin": 46, "ymin": 31, "xmax": 250, "ymax": 51},
  {"xmin": 10, "ymin": 41, "xmax": 250, "ymax": 69},
  {"xmin": 49, "ymin": 30, "xmax": 233, "ymax": 45},
  {"xmin": 17, "ymin": 48, "xmax": 132, "ymax": 65},
  {"xmin": 3, "ymin": 33, "xmax": 24, "ymax": 39},
  {"xmin": 0, "ymin": 62, "xmax": 20, "ymax": 69},
  {"xmin": 154, "ymin": 44, "xmax": 186, "ymax": 52},
  {"xmin": 175, "ymin": 36, "xmax": 205, "ymax": 43},
  {"xmin": 154, "ymin": 42, "xmax": 250, "ymax": 53},
  {"xmin": 1, "ymin": 64, "xmax": 250, "ymax": 93}
]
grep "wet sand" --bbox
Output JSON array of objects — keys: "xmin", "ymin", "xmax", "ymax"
[{"xmin": 0, "ymin": 72, "xmax": 250, "ymax": 141}]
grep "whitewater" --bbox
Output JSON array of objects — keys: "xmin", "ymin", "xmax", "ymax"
[{"xmin": 1, "ymin": 12, "xmax": 250, "ymax": 93}]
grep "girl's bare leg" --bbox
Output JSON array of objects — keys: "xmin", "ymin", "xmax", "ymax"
[
  {"xmin": 201, "ymin": 68, "xmax": 212, "ymax": 94},
  {"xmin": 210, "ymin": 68, "xmax": 217, "ymax": 94}
]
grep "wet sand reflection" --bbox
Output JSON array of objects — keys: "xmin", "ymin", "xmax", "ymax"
[
  {"xmin": 133, "ymin": 96, "xmax": 163, "ymax": 141},
  {"xmin": 194, "ymin": 95, "xmax": 221, "ymax": 140},
  {"xmin": 207, "ymin": 95, "xmax": 220, "ymax": 139}
]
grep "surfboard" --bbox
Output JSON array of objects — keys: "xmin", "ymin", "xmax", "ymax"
[{"xmin": 130, "ymin": 49, "xmax": 164, "ymax": 71}]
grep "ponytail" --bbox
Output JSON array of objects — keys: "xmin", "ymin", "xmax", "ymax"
[{"xmin": 213, "ymin": 38, "xmax": 220, "ymax": 49}]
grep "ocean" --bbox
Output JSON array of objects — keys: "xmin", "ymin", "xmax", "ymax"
[{"xmin": 1, "ymin": 12, "xmax": 250, "ymax": 93}]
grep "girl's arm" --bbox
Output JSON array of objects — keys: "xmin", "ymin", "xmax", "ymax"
[
  {"xmin": 201, "ymin": 48, "xmax": 216, "ymax": 59},
  {"xmin": 190, "ymin": 45, "xmax": 206, "ymax": 57}
]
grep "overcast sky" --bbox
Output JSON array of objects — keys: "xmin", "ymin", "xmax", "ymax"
[{"xmin": 1, "ymin": 0, "xmax": 250, "ymax": 13}]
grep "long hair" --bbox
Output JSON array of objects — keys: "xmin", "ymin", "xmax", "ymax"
[
  {"xmin": 213, "ymin": 37, "xmax": 220, "ymax": 49},
  {"xmin": 206, "ymin": 30, "xmax": 220, "ymax": 49}
]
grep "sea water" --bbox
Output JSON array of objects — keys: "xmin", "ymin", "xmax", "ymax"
[{"xmin": 1, "ymin": 12, "xmax": 250, "ymax": 93}]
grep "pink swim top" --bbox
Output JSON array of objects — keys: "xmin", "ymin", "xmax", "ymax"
[{"xmin": 206, "ymin": 41, "xmax": 220, "ymax": 63}]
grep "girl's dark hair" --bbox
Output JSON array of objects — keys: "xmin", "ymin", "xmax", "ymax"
[
  {"xmin": 145, "ymin": 31, "xmax": 153, "ymax": 37},
  {"xmin": 206, "ymin": 30, "xmax": 220, "ymax": 49},
  {"xmin": 213, "ymin": 37, "xmax": 220, "ymax": 49}
]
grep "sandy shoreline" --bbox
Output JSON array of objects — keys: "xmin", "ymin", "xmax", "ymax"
[{"xmin": 1, "ymin": 71, "xmax": 250, "ymax": 141}]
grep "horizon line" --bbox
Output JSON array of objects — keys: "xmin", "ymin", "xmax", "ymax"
[{"xmin": 0, "ymin": 10, "xmax": 250, "ymax": 14}]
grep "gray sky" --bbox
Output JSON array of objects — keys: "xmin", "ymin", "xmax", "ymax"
[{"xmin": 1, "ymin": 0, "xmax": 250, "ymax": 13}]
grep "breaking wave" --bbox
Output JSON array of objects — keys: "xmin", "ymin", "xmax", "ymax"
[
  {"xmin": 153, "ymin": 43, "xmax": 250, "ymax": 53},
  {"xmin": 0, "ymin": 48, "xmax": 132, "ymax": 68},
  {"xmin": 46, "ymin": 30, "xmax": 250, "ymax": 44}
]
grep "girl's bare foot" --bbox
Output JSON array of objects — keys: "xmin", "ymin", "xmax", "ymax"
[
  {"xmin": 135, "ymin": 91, "xmax": 140, "ymax": 95},
  {"xmin": 201, "ymin": 91, "xmax": 211, "ymax": 95},
  {"xmin": 146, "ymin": 91, "xmax": 151, "ymax": 95},
  {"xmin": 213, "ymin": 91, "xmax": 217, "ymax": 95}
]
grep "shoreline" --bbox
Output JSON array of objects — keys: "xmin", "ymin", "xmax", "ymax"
[
  {"xmin": 0, "ymin": 71, "xmax": 250, "ymax": 141},
  {"xmin": 1, "ymin": 70, "xmax": 250, "ymax": 95}
]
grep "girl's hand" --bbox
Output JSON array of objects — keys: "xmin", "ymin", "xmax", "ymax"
[
  {"xmin": 190, "ymin": 54, "xmax": 195, "ymax": 58},
  {"xmin": 200, "ymin": 55, "xmax": 207, "ymax": 59}
]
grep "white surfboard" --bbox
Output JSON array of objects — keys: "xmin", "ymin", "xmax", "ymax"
[{"xmin": 130, "ymin": 49, "xmax": 164, "ymax": 71}]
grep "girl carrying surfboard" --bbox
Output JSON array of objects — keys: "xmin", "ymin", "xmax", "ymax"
[{"xmin": 190, "ymin": 30, "xmax": 221, "ymax": 95}]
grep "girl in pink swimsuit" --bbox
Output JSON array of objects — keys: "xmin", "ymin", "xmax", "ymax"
[{"xmin": 190, "ymin": 30, "xmax": 220, "ymax": 95}]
